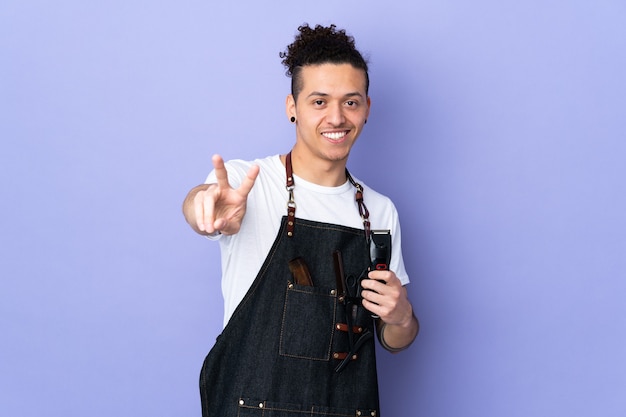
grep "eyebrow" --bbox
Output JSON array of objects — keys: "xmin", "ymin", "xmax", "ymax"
[{"xmin": 306, "ymin": 91, "xmax": 365, "ymax": 99}]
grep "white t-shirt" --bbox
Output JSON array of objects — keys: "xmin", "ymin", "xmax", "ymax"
[{"xmin": 206, "ymin": 155, "xmax": 410, "ymax": 327}]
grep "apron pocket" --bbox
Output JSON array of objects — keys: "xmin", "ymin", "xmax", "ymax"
[
  {"xmin": 279, "ymin": 283, "xmax": 337, "ymax": 361},
  {"xmin": 237, "ymin": 398, "xmax": 375, "ymax": 417}
]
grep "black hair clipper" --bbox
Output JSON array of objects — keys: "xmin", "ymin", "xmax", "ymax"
[
  {"xmin": 366, "ymin": 230, "xmax": 391, "ymax": 318},
  {"xmin": 370, "ymin": 230, "xmax": 391, "ymax": 271}
]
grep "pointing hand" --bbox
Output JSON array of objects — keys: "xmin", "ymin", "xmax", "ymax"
[{"xmin": 185, "ymin": 154, "xmax": 260, "ymax": 236}]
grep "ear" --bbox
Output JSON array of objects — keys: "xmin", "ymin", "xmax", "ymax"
[
  {"xmin": 285, "ymin": 94, "xmax": 296, "ymax": 120},
  {"xmin": 365, "ymin": 96, "xmax": 371, "ymax": 120}
]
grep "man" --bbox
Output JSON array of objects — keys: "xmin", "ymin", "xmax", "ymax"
[{"xmin": 183, "ymin": 24, "xmax": 418, "ymax": 417}]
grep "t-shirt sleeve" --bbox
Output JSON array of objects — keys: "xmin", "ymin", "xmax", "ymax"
[{"xmin": 390, "ymin": 214, "xmax": 411, "ymax": 286}]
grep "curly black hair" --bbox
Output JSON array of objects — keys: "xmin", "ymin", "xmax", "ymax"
[{"xmin": 280, "ymin": 24, "xmax": 369, "ymax": 100}]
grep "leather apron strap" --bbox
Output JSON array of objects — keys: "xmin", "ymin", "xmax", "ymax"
[{"xmin": 285, "ymin": 151, "xmax": 371, "ymax": 240}]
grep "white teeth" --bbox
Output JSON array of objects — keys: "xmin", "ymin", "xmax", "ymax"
[{"xmin": 322, "ymin": 131, "xmax": 347, "ymax": 140}]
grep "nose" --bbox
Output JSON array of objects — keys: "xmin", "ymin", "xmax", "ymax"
[{"xmin": 326, "ymin": 103, "xmax": 345, "ymax": 126}]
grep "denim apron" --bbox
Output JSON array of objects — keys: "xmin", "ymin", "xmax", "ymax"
[{"xmin": 200, "ymin": 156, "xmax": 380, "ymax": 417}]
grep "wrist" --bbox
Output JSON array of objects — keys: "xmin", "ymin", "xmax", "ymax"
[{"xmin": 379, "ymin": 311, "xmax": 419, "ymax": 353}]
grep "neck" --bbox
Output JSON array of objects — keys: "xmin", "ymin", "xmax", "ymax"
[{"xmin": 281, "ymin": 150, "xmax": 348, "ymax": 187}]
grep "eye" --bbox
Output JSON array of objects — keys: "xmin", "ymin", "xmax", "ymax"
[
  {"xmin": 314, "ymin": 100, "xmax": 325, "ymax": 106},
  {"xmin": 345, "ymin": 100, "xmax": 358, "ymax": 107}
]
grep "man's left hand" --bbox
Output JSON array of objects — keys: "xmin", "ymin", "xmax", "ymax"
[{"xmin": 360, "ymin": 270, "xmax": 413, "ymax": 327}]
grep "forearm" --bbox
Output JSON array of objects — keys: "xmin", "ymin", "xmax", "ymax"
[{"xmin": 377, "ymin": 311, "xmax": 419, "ymax": 353}]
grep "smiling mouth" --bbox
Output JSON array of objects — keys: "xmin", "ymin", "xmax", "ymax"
[{"xmin": 322, "ymin": 131, "xmax": 349, "ymax": 141}]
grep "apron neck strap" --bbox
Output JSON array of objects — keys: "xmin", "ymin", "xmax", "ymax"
[
  {"xmin": 285, "ymin": 152, "xmax": 296, "ymax": 237},
  {"xmin": 285, "ymin": 151, "xmax": 371, "ymax": 240}
]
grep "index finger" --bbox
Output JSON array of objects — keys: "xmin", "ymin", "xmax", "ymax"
[
  {"xmin": 367, "ymin": 269, "xmax": 392, "ymax": 282},
  {"xmin": 212, "ymin": 154, "xmax": 231, "ymax": 190}
]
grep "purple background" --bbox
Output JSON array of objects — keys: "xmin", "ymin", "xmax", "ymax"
[{"xmin": 2, "ymin": 1, "xmax": 625, "ymax": 416}]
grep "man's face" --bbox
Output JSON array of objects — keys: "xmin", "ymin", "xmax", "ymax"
[{"xmin": 287, "ymin": 63, "xmax": 371, "ymax": 165}]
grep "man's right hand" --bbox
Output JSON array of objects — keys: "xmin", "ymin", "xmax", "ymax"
[{"xmin": 183, "ymin": 154, "xmax": 260, "ymax": 236}]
